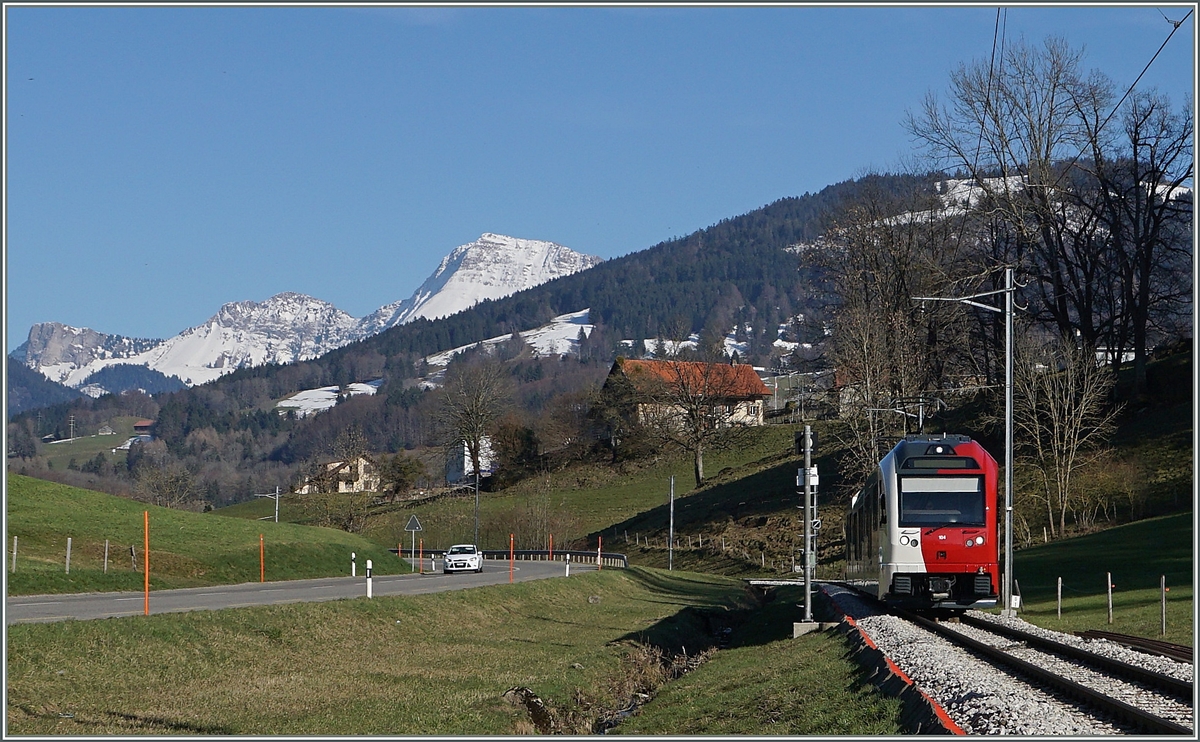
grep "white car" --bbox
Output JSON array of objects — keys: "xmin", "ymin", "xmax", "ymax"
[{"xmin": 443, "ymin": 544, "xmax": 483, "ymax": 574}]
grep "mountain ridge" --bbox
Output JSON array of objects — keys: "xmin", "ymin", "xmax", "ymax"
[{"xmin": 11, "ymin": 234, "xmax": 602, "ymax": 395}]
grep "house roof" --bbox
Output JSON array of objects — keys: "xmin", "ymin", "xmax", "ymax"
[
  {"xmin": 614, "ymin": 358, "xmax": 771, "ymax": 399},
  {"xmin": 133, "ymin": 419, "xmax": 155, "ymax": 428}
]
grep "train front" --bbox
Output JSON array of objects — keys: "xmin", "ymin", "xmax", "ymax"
[{"xmin": 880, "ymin": 435, "xmax": 1000, "ymax": 611}]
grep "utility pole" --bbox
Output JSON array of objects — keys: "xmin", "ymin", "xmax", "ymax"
[
  {"xmin": 254, "ymin": 486, "xmax": 282, "ymax": 523},
  {"xmin": 668, "ymin": 476, "xmax": 675, "ymax": 571},
  {"xmin": 913, "ymin": 267, "xmax": 1018, "ymax": 616}
]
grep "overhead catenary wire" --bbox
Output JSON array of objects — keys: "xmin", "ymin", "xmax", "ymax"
[{"xmin": 1045, "ymin": 7, "xmax": 1194, "ymax": 196}]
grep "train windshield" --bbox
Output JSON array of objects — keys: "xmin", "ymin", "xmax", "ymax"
[{"xmin": 898, "ymin": 476, "xmax": 985, "ymax": 526}]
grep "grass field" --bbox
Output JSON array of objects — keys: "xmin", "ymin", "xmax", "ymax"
[
  {"xmin": 217, "ymin": 422, "xmax": 816, "ymax": 554},
  {"xmin": 4, "ymin": 567, "xmax": 905, "ymax": 736},
  {"xmin": 5, "ymin": 473, "xmax": 408, "ymax": 595},
  {"xmin": 32, "ymin": 416, "xmax": 140, "ymax": 472},
  {"xmin": 612, "ymin": 585, "xmax": 904, "ymax": 735},
  {"xmin": 1005, "ymin": 511, "xmax": 1194, "ymax": 645}
]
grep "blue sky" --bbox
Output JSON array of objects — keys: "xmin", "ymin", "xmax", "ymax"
[{"xmin": 4, "ymin": 4, "xmax": 1195, "ymax": 352}]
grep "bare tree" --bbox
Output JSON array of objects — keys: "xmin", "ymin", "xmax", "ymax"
[
  {"xmin": 620, "ymin": 356, "xmax": 769, "ymax": 488},
  {"xmin": 1011, "ymin": 332, "xmax": 1122, "ymax": 538},
  {"xmin": 907, "ymin": 35, "xmax": 1193, "ymax": 396},
  {"xmin": 439, "ymin": 356, "xmax": 513, "ymax": 544},
  {"xmin": 1079, "ymin": 89, "xmax": 1194, "ymax": 397},
  {"xmin": 821, "ymin": 176, "xmax": 978, "ymax": 484}
]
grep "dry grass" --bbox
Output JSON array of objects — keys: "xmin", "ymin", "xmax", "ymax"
[{"xmin": 6, "ymin": 568, "xmax": 749, "ymax": 735}]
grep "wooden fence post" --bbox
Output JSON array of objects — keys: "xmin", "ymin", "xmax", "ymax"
[
  {"xmin": 1160, "ymin": 575, "xmax": 1167, "ymax": 636},
  {"xmin": 1107, "ymin": 572, "xmax": 1113, "ymax": 625}
]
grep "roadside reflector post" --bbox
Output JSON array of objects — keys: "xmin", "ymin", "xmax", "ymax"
[
  {"xmin": 1057, "ymin": 577, "xmax": 1062, "ymax": 619},
  {"xmin": 10, "ymin": 536, "xmax": 16, "ymax": 573},
  {"xmin": 259, "ymin": 534, "xmax": 265, "ymax": 583},
  {"xmin": 143, "ymin": 511, "xmax": 150, "ymax": 616},
  {"xmin": 1107, "ymin": 572, "xmax": 1113, "ymax": 624},
  {"xmin": 352, "ymin": 552, "xmax": 356, "ymax": 577},
  {"xmin": 1160, "ymin": 575, "xmax": 1167, "ymax": 636},
  {"xmin": 419, "ymin": 538, "xmax": 424, "ymax": 574},
  {"xmin": 549, "ymin": 533, "xmax": 553, "ymax": 561},
  {"xmin": 509, "ymin": 534, "xmax": 514, "ymax": 583},
  {"xmin": 598, "ymin": 536, "xmax": 602, "ymax": 571},
  {"xmin": 366, "ymin": 559, "xmax": 373, "ymax": 598},
  {"xmin": 565, "ymin": 553, "xmax": 570, "ymax": 577},
  {"xmin": 104, "ymin": 539, "xmax": 109, "ymax": 574},
  {"xmin": 66, "ymin": 537, "xmax": 72, "ymax": 574}
]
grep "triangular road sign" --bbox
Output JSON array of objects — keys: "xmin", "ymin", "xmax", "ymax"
[{"xmin": 404, "ymin": 515, "xmax": 423, "ymax": 532}]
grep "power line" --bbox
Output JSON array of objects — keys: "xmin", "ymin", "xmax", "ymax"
[{"xmin": 1047, "ymin": 8, "xmax": 1193, "ymax": 194}]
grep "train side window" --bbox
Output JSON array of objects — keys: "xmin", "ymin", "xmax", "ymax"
[{"xmin": 878, "ymin": 478, "xmax": 887, "ymax": 525}]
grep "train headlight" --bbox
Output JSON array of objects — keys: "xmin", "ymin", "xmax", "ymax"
[
  {"xmin": 965, "ymin": 539, "xmax": 973, "ymax": 547},
  {"xmin": 975, "ymin": 536, "xmax": 985, "ymax": 546},
  {"xmin": 899, "ymin": 535, "xmax": 910, "ymax": 546}
]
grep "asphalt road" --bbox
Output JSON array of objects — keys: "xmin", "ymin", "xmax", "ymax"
[{"xmin": 6, "ymin": 558, "xmax": 595, "ymax": 625}]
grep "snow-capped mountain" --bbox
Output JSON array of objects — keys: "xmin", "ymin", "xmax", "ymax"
[
  {"xmin": 12, "ymin": 234, "xmax": 603, "ymax": 393},
  {"xmin": 358, "ymin": 233, "xmax": 604, "ymax": 333}
]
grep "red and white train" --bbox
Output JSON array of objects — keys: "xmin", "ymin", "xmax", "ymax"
[{"xmin": 844, "ymin": 434, "xmax": 1000, "ymax": 611}]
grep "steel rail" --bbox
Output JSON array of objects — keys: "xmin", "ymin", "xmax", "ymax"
[
  {"xmin": 1076, "ymin": 630, "xmax": 1193, "ymax": 664},
  {"xmin": 893, "ymin": 607, "xmax": 1193, "ymax": 736},
  {"xmin": 959, "ymin": 615, "xmax": 1193, "ymax": 700}
]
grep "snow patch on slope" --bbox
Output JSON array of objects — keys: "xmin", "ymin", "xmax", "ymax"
[
  {"xmin": 424, "ymin": 309, "xmax": 593, "ymax": 368},
  {"xmin": 275, "ymin": 379, "xmax": 383, "ymax": 418},
  {"xmin": 18, "ymin": 234, "xmax": 603, "ymax": 392}
]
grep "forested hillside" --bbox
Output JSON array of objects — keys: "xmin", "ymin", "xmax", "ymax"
[
  {"xmin": 6, "ymin": 357, "xmax": 84, "ymax": 418},
  {"xmin": 9, "ymin": 173, "xmax": 911, "ymax": 505}
]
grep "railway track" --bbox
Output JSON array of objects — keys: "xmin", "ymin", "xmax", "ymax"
[
  {"xmin": 825, "ymin": 583, "xmax": 1194, "ymax": 735},
  {"xmin": 1076, "ymin": 630, "xmax": 1194, "ymax": 664},
  {"xmin": 896, "ymin": 608, "xmax": 1194, "ymax": 735}
]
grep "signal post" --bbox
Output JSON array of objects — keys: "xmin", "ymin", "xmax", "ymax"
[{"xmin": 794, "ymin": 426, "xmax": 823, "ymax": 637}]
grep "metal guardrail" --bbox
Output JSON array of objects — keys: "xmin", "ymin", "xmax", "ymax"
[{"xmin": 389, "ymin": 548, "xmax": 628, "ymax": 569}]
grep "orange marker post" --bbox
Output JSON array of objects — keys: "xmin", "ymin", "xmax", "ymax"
[
  {"xmin": 143, "ymin": 511, "xmax": 150, "ymax": 616},
  {"xmin": 509, "ymin": 534, "xmax": 514, "ymax": 583},
  {"xmin": 259, "ymin": 534, "xmax": 265, "ymax": 582}
]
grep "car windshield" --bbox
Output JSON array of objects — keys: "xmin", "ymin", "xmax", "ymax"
[
  {"xmin": 898, "ymin": 476, "xmax": 986, "ymax": 527},
  {"xmin": 447, "ymin": 546, "xmax": 476, "ymax": 555}
]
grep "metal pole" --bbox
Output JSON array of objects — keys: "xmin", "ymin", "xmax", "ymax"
[
  {"xmin": 1003, "ymin": 267, "xmax": 1015, "ymax": 617},
  {"xmin": 274, "ymin": 486, "xmax": 279, "ymax": 523},
  {"xmin": 474, "ymin": 469, "xmax": 480, "ymax": 547},
  {"xmin": 803, "ymin": 425, "xmax": 813, "ymax": 622},
  {"xmin": 668, "ymin": 477, "xmax": 675, "ymax": 571}
]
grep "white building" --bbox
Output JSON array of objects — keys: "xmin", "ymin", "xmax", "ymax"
[{"xmin": 446, "ymin": 438, "xmax": 495, "ymax": 484}]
